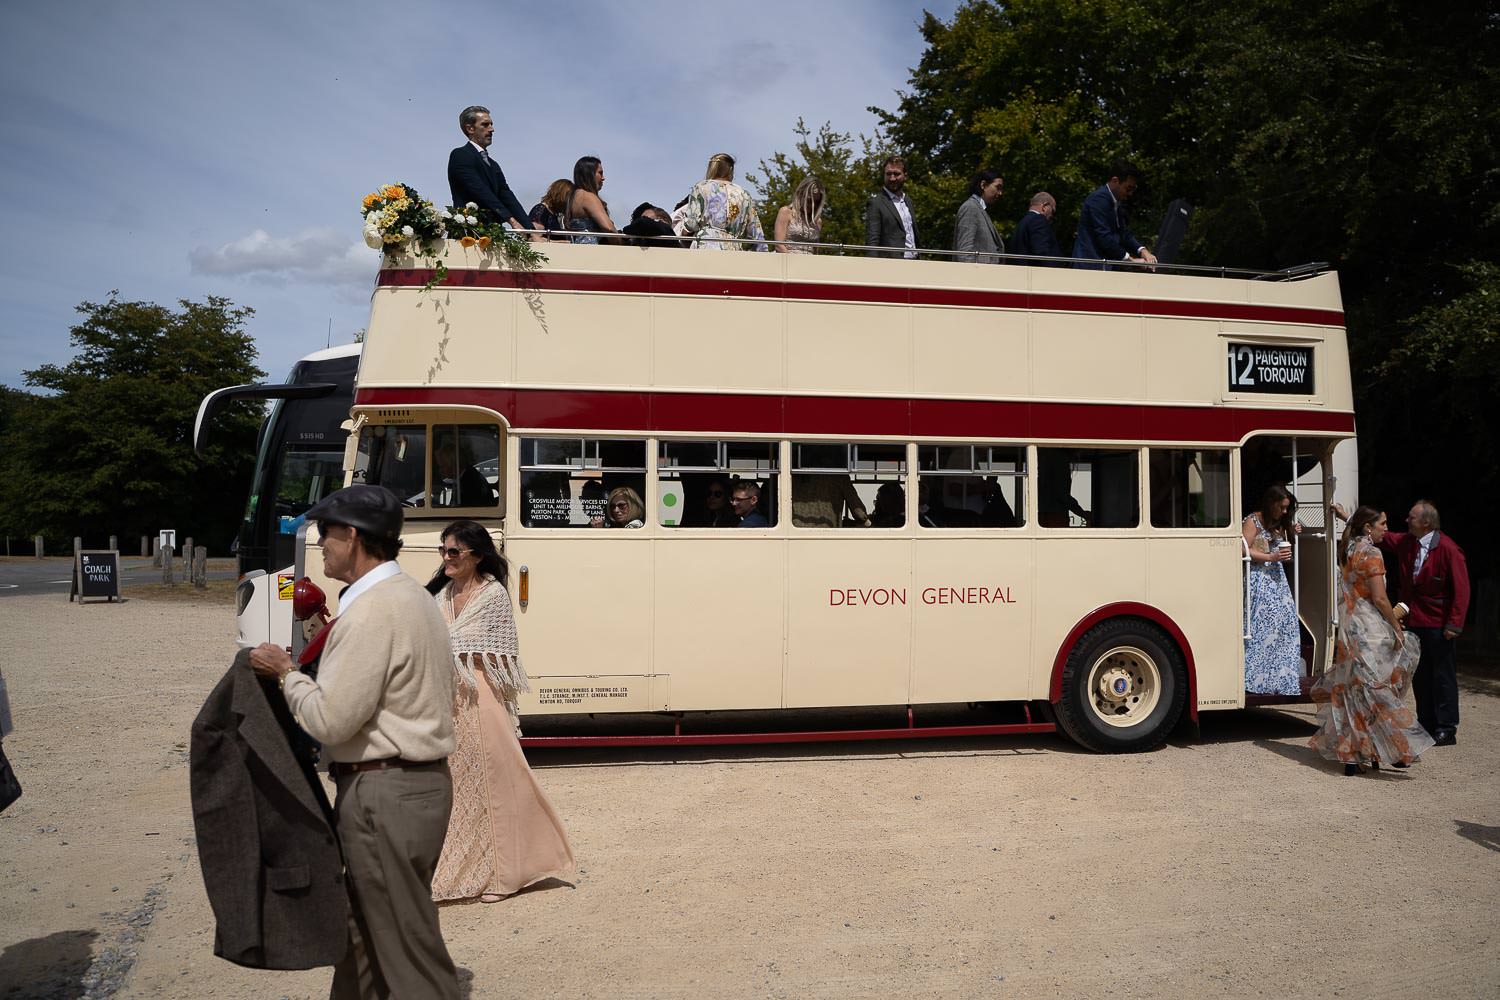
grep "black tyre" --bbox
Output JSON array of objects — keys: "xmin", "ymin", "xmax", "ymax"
[{"xmin": 1055, "ymin": 617, "xmax": 1188, "ymax": 753}]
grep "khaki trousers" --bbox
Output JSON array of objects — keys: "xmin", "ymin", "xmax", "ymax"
[{"xmin": 331, "ymin": 763, "xmax": 459, "ymax": 1000}]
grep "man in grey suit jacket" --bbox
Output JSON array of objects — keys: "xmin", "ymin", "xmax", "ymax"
[
  {"xmin": 953, "ymin": 169, "xmax": 1005, "ymax": 263},
  {"xmin": 865, "ymin": 156, "xmax": 919, "ymax": 258}
]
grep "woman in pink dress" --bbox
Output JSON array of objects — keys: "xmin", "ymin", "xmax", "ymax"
[{"xmin": 427, "ymin": 520, "xmax": 575, "ymax": 902}]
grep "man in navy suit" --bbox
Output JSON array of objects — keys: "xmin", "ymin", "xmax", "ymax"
[
  {"xmin": 447, "ymin": 105, "xmax": 539, "ymax": 234},
  {"xmin": 1072, "ymin": 161, "xmax": 1157, "ymax": 268},
  {"xmin": 1012, "ymin": 191, "xmax": 1062, "ymax": 263}
]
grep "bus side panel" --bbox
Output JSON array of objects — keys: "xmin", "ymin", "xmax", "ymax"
[
  {"xmin": 785, "ymin": 538, "xmax": 912, "ymax": 708},
  {"xmin": 653, "ymin": 538, "xmax": 784, "ymax": 711},
  {"xmin": 508, "ymin": 536, "xmax": 654, "ymax": 713},
  {"xmin": 911, "ymin": 307, "xmax": 1031, "ymax": 399},
  {"xmin": 786, "ymin": 302, "xmax": 909, "ymax": 394},
  {"xmin": 1032, "ymin": 312, "xmax": 1145, "ymax": 401},
  {"xmin": 1146, "ymin": 538, "xmax": 1245, "ymax": 709},
  {"xmin": 653, "ymin": 297, "xmax": 785, "ymax": 391},
  {"xmin": 515, "ymin": 292, "xmax": 653, "ymax": 388},
  {"xmin": 1029, "ymin": 538, "xmax": 1148, "ymax": 698},
  {"xmin": 910, "ymin": 538, "xmax": 1032, "ymax": 702}
]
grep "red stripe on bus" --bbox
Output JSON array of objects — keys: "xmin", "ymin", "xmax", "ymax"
[
  {"xmin": 355, "ymin": 387, "xmax": 1355, "ymax": 442},
  {"xmin": 376, "ymin": 269, "xmax": 1344, "ymax": 327}
]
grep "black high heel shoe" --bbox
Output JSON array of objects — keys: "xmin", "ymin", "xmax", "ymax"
[
  {"xmin": 1344, "ymin": 763, "xmax": 1361, "ymax": 776},
  {"xmin": 1368, "ymin": 760, "xmax": 1380, "ymax": 771}
]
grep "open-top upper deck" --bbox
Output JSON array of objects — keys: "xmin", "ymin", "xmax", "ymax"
[{"xmin": 359, "ymin": 242, "xmax": 1351, "ymax": 445}]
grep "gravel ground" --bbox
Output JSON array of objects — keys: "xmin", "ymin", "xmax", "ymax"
[{"xmin": 1, "ymin": 591, "xmax": 1497, "ymax": 999}]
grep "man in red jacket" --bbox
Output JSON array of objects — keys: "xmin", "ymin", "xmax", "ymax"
[{"xmin": 1377, "ymin": 500, "xmax": 1470, "ymax": 745}]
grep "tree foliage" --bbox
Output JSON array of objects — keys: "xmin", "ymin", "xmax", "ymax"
[
  {"xmin": 760, "ymin": 0, "xmax": 1500, "ymax": 576},
  {"xmin": 745, "ymin": 119, "xmax": 895, "ymax": 249},
  {"xmin": 0, "ymin": 295, "xmax": 266, "ymax": 552}
]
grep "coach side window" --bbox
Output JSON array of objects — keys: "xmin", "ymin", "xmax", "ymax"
[
  {"xmin": 917, "ymin": 445, "xmax": 1027, "ymax": 528},
  {"xmin": 792, "ymin": 443, "xmax": 906, "ymax": 528},
  {"xmin": 518, "ymin": 438, "xmax": 647, "ymax": 527},
  {"xmin": 1149, "ymin": 449, "xmax": 1231, "ymax": 528},
  {"xmin": 658, "ymin": 440, "xmax": 779, "ymax": 527},
  {"xmin": 1037, "ymin": 447, "xmax": 1139, "ymax": 528}
]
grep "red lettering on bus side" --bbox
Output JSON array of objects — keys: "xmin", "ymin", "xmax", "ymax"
[
  {"xmin": 830, "ymin": 589, "xmax": 845, "ymax": 606},
  {"xmin": 979, "ymin": 587, "xmax": 990, "ymax": 603},
  {"xmin": 892, "ymin": 588, "xmax": 906, "ymax": 606},
  {"xmin": 921, "ymin": 587, "xmax": 936, "ymax": 604}
]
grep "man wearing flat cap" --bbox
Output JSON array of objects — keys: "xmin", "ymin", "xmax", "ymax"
[{"xmin": 250, "ymin": 485, "xmax": 459, "ymax": 999}]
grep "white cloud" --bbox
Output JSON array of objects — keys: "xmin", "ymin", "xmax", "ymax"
[{"xmin": 188, "ymin": 228, "xmax": 376, "ymax": 287}]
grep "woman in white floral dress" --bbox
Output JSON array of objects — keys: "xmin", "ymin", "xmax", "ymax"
[{"xmin": 680, "ymin": 152, "xmax": 767, "ymax": 250}]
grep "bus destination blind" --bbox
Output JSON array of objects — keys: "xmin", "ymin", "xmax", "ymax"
[{"xmin": 1227, "ymin": 343, "xmax": 1314, "ymax": 394}]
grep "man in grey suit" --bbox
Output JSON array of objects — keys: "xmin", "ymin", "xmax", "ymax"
[
  {"xmin": 953, "ymin": 169, "xmax": 1005, "ymax": 263},
  {"xmin": 865, "ymin": 156, "xmax": 919, "ymax": 258}
]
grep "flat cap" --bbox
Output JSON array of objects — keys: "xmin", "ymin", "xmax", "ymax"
[{"xmin": 304, "ymin": 485, "xmax": 404, "ymax": 540}]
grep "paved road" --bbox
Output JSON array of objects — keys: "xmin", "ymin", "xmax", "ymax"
[{"xmin": 0, "ymin": 557, "xmax": 236, "ymax": 597}]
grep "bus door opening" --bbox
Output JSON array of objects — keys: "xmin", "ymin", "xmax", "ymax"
[{"xmin": 1240, "ymin": 434, "xmax": 1338, "ymax": 681}]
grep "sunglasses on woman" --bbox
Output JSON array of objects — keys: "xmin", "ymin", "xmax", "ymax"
[{"xmin": 437, "ymin": 546, "xmax": 472, "ymax": 558}]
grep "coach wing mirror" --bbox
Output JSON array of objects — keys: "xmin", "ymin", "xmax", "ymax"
[{"xmin": 293, "ymin": 578, "xmax": 330, "ymax": 624}]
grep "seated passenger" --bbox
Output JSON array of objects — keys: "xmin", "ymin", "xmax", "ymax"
[
  {"xmin": 730, "ymin": 481, "xmax": 770, "ymax": 528},
  {"xmin": 529, "ymin": 179, "xmax": 574, "ymax": 240},
  {"xmin": 793, "ymin": 473, "xmax": 869, "ymax": 528},
  {"xmin": 592, "ymin": 486, "xmax": 644, "ymax": 528},
  {"xmin": 622, "ymin": 203, "xmax": 688, "ymax": 248},
  {"xmin": 680, "ymin": 475, "xmax": 738, "ymax": 527},
  {"xmin": 869, "ymin": 482, "xmax": 905, "ymax": 528}
]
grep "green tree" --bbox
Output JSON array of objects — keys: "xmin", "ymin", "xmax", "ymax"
[
  {"xmin": 746, "ymin": 118, "xmax": 894, "ymax": 249},
  {"xmin": 0, "ymin": 294, "xmax": 266, "ymax": 552},
  {"xmin": 762, "ymin": 0, "xmax": 1500, "ymax": 583}
]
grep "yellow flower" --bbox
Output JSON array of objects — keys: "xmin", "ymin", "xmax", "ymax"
[
  {"xmin": 727, "ymin": 203, "xmax": 740, "ymax": 223},
  {"xmin": 362, "ymin": 192, "xmax": 381, "ymax": 209},
  {"xmin": 477, "ymin": 236, "xmax": 491, "ymax": 250},
  {"xmin": 460, "ymin": 235, "xmax": 477, "ymax": 248}
]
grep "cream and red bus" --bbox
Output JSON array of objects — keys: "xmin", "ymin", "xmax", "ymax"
[{"xmin": 301, "ymin": 240, "xmax": 1354, "ymax": 752}]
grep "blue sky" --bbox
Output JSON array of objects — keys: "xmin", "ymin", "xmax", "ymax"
[{"xmin": 0, "ymin": 0, "xmax": 959, "ymax": 390}]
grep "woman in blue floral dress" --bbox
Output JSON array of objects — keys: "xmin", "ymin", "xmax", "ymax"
[
  {"xmin": 1243, "ymin": 484, "xmax": 1304, "ymax": 695},
  {"xmin": 680, "ymin": 153, "xmax": 767, "ymax": 251}
]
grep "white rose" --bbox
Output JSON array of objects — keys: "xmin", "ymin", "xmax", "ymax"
[
  {"xmin": 466, "ymin": 214, "xmax": 478, "ymax": 226},
  {"xmin": 465, "ymin": 202, "xmax": 478, "ymax": 211},
  {"xmin": 363, "ymin": 226, "xmax": 383, "ymax": 249},
  {"xmin": 440, "ymin": 209, "xmax": 452, "ymax": 220},
  {"xmin": 401, "ymin": 225, "xmax": 415, "ymax": 237}
]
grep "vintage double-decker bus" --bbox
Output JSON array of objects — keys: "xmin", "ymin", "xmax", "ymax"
[{"xmin": 292, "ymin": 240, "xmax": 1354, "ymax": 752}]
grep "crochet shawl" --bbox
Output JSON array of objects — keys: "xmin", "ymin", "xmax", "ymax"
[{"xmin": 440, "ymin": 576, "xmax": 529, "ymax": 694}]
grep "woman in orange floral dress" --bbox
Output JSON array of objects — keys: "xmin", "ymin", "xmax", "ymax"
[{"xmin": 1309, "ymin": 506, "xmax": 1435, "ymax": 775}]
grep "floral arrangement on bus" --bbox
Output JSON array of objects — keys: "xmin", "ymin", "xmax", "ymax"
[{"xmin": 359, "ymin": 183, "xmax": 545, "ymax": 286}]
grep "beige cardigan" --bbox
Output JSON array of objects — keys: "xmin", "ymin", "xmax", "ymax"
[{"xmin": 283, "ymin": 572, "xmax": 455, "ymax": 763}]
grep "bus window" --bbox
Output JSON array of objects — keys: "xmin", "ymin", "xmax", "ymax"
[
  {"xmin": 353, "ymin": 425, "xmax": 428, "ymax": 507},
  {"xmin": 1038, "ymin": 447, "xmax": 1139, "ymax": 528},
  {"xmin": 658, "ymin": 440, "xmax": 778, "ymax": 527},
  {"xmin": 917, "ymin": 445, "xmax": 1027, "ymax": 528},
  {"xmin": 518, "ymin": 438, "xmax": 647, "ymax": 527},
  {"xmin": 1149, "ymin": 449, "xmax": 1231, "ymax": 528},
  {"xmin": 431, "ymin": 424, "xmax": 500, "ymax": 509},
  {"xmin": 273, "ymin": 448, "xmax": 344, "ymax": 533},
  {"xmin": 792, "ymin": 443, "xmax": 905, "ymax": 528}
]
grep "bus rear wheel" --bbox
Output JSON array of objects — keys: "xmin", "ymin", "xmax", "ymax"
[{"xmin": 1055, "ymin": 618, "xmax": 1187, "ymax": 753}]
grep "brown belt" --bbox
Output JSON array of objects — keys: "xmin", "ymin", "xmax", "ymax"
[{"xmin": 329, "ymin": 757, "xmax": 445, "ymax": 779}]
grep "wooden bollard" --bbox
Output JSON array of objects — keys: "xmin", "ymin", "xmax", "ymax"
[
  {"xmin": 182, "ymin": 536, "xmax": 194, "ymax": 579},
  {"xmin": 109, "ymin": 535, "xmax": 118, "ymax": 553},
  {"xmin": 161, "ymin": 540, "xmax": 174, "ymax": 585},
  {"xmin": 193, "ymin": 546, "xmax": 208, "ymax": 590},
  {"xmin": 140, "ymin": 535, "xmax": 149, "ymax": 557},
  {"xmin": 34, "ymin": 534, "xmax": 44, "ymax": 558}
]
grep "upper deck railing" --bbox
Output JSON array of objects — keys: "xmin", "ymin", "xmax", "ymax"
[{"xmin": 509, "ymin": 229, "xmax": 1330, "ymax": 282}]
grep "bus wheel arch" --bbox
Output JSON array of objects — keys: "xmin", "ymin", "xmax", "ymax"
[{"xmin": 1049, "ymin": 604, "xmax": 1196, "ymax": 753}]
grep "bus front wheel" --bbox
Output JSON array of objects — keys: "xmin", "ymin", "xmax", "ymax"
[{"xmin": 1055, "ymin": 618, "xmax": 1187, "ymax": 753}]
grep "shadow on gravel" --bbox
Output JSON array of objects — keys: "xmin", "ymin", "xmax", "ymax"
[
  {"xmin": 1179, "ymin": 707, "xmax": 1318, "ymax": 748},
  {"xmin": 528, "ymin": 734, "xmax": 1079, "ymax": 769},
  {"xmin": 0, "ymin": 928, "xmax": 98, "ymax": 999},
  {"xmin": 1454, "ymin": 820, "xmax": 1500, "ymax": 853}
]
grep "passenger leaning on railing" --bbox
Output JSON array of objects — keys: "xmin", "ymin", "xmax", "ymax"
[
  {"xmin": 528, "ymin": 179, "xmax": 574, "ymax": 241},
  {"xmin": 1071, "ymin": 160, "xmax": 1158, "ymax": 269},
  {"xmin": 774, "ymin": 176, "xmax": 825, "ymax": 253},
  {"xmin": 565, "ymin": 155, "xmax": 620, "ymax": 245},
  {"xmin": 679, "ymin": 153, "xmax": 768, "ymax": 251},
  {"xmin": 865, "ymin": 155, "xmax": 919, "ymax": 259}
]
